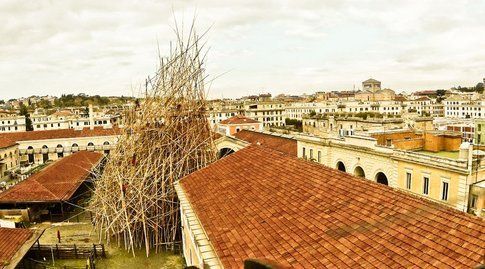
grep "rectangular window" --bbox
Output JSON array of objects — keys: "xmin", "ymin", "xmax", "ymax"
[
  {"xmin": 406, "ymin": 172, "xmax": 412, "ymax": 189},
  {"xmin": 441, "ymin": 181, "xmax": 449, "ymax": 201},
  {"xmin": 318, "ymin": 151, "xmax": 321, "ymax": 163},
  {"xmin": 423, "ymin": 177, "xmax": 430, "ymax": 195},
  {"xmin": 470, "ymin": 195, "xmax": 478, "ymax": 209},
  {"xmin": 302, "ymin": 147, "xmax": 306, "ymax": 159},
  {"xmin": 309, "ymin": 149, "xmax": 313, "ymax": 160}
]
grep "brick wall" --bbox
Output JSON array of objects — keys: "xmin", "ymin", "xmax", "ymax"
[
  {"xmin": 392, "ymin": 139, "xmax": 424, "ymax": 150},
  {"xmin": 372, "ymin": 131, "xmax": 421, "ymax": 146},
  {"xmin": 372, "ymin": 131, "xmax": 461, "ymax": 152},
  {"xmin": 423, "ymin": 133, "xmax": 461, "ymax": 152}
]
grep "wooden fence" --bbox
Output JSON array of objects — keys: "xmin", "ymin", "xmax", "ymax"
[{"xmin": 29, "ymin": 243, "xmax": 106, "ymax": 260}]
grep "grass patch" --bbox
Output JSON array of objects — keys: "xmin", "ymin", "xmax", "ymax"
[
  {"xmin": 417, "ymin": 150, "xmax": 460, "ymax": 159},
  {"xmin": 32, "ymin": 222, "xmax": 183, "ymax": 268}
]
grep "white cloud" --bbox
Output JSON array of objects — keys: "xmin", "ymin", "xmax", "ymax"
[{"xmin": 0, "ymin": 0, "xmax": 484, "ymax": 100}]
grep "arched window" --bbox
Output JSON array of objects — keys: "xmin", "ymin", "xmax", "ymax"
[
  {"xmin": 88, "ymin": 142, "xmax": 94, "ymax": 146},
  {"xmin": 354, "ymin": 166, "xmax": 365, "ymax": 178},
  {"xmin": 72, "ymin": 143, "xmax": 79, "ymax": 148},
  {"xmin": 42, "ymin": 145, "xmax": 48, "ymax": 149},
  {"xmin": 336, "ymin": 161, "xmax": 346, "ymax": 172},
  {"xmin": 218, "ymin": 148, "xmax": 235, "ymax": 159},
  {"xmin": 56, "ymin": 144, "xmax": 63, "ymax": 148},
  {"xmin": 103, "ymin": 141, "xmax": 110, "ymax": 145},
  {"xmin": 375, "ymin": 172, "xmax": 388, "ymax": 185}
]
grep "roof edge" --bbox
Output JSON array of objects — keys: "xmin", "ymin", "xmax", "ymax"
[
  {"xmin": 174, "ymin": 182, "xmax": 224, "ymax": 268},
  {"xmin": 5, "ymin": 228, "xmax": 44, "ymax": 269}
]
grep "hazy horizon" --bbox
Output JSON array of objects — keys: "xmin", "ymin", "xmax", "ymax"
[{"xmin": 1, "ymin": 1, "xmax": 484, "ymax": 100}]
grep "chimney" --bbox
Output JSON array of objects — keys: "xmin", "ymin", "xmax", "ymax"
[
  {"xmin": 459, "ymin": 142, "xmax": 472, "ymax": 161},
  {"xmin": 89, "ymin": 104, "xmax": 94, "ymax": 130}
]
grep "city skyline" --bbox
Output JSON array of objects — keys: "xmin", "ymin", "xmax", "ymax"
[{"xmin": 1, "ymin": 0, "xmax": 484, "ymax": 100}]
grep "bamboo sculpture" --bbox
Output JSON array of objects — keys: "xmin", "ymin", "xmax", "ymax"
[{"xmin": 89, "ymin": 24, "xmax": 217, "ymax": 256}]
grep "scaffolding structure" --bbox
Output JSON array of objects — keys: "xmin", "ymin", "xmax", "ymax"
[{"xmin": 89, "ymin": 26, "xmax": 216, "ymax": 256}]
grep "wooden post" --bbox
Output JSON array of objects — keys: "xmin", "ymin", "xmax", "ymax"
[
  {"xmin": 74, "ymin": 244, "xmax": 78, "ymax": 259},
  {"xmin": 101, "ymin": 244, "xmax": 106, "ymax": 258},
  {"xmin": 37, "ymin": 240, "xmax": 41, "ymax": 259},
  {"xmin": 93, "ymin": 244, "xmax": 97, "ymax": 259},
  {"xmin": 60, "ymin": 202, "xmax": 64, "ymax": 220},
  {"xmin": 56, "ymin": 244, "xmax": 60, "ymax": 259}
]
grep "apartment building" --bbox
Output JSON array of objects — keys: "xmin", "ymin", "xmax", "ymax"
[
  {"xmin": 0, "ymin": 138, "xmax": 19, "ymax": 178},
  {"xmin": 0, "ymin": 115, "xmax": 26, "ymax": 133},
  {"xmin": 444, "ymin": 95, "xmax": 485, "ymax": 118},
  {"xmin": 284, "ymin": 102, "xmax": 337, "ymax": 120},
  {"xmin": 244, "ymin": 101, "xmax": 285, "ymax": 127},
  {"xmin": 31, "ymin": 105, "xmax": 114, "ymax": 131}
]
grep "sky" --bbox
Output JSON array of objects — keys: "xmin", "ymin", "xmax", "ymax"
[{"xmin": 0, "ymin": 0, "xmax": 484, "ymax": 100}]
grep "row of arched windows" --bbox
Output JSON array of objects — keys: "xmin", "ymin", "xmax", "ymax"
[
  {"xmin": 28, "ymin": 142, "xmax": 110, "ymax": 150},
  {"xmin": 335, "ymin": 161, "xmax": 389, "ymax": 185}
]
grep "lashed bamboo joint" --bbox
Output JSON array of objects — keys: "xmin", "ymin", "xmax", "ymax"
[{"xmin": 89, "ymin": 25, "xmax": 216, "ymax": 257}]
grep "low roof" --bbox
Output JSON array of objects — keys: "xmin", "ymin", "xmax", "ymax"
[
  {"xmin": 0, "ymin": 138, "xmax": 17, "ymax": 150},
  {"xmin": 219, "ymin": 115, "xmax": 260, "ymax": 125},
  {"xmin": 233, "ymin": 130, "xmax": 297, "ymax": 156},
  {"xmin": 178, "ymin": 145, "xmax": 485, "ymax": 268},
  {"xmin": 0, "ymin": 151, "xmax": 103, "ymax": 203},
  {"xmin": 0, "ymin": 127, "xmax": 120, "ymax": 143},
  {"xmin": 0, "ymin": 228, "xmax": 43, "ymax": 269},
  {"xmin": 414, "ymin": 96, "xmax": 432, "ymax": 101},
  {"xmin": 51, "ymin": 110, "xmax": 73, "ymax": 117}
]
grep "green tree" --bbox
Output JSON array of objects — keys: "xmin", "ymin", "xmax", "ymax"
[
  {"xmin": 19, "ymin": 104, "xmax": 33, "ymax": 131},
  {"xmin": 436, "ymin": 89, "xmax": 446, "ymax": 103}
]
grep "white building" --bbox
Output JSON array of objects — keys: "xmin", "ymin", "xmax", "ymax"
[
  {"xmin": 0, "ymin": 115, "xmax": 26, "ymax": 133},
  {"xmin": 244, "ymin": 102, "xmax": 286, "ymax": 127},
  {"xmin": 285, "ymin": 102, "xmax": 337, "ymax": 120},
  {"xmin": 31, "ymin": 105, "xmax": 114, "ymax": 131},
  {"xmin": 444, "ymin": 95, "xmax": 485, "ymax": 119}
]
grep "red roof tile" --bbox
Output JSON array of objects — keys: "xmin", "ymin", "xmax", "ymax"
[
  {"xmin": 179, "ymin": 145, "xmax": 485, "ymax": 268},
  {"xmin": 51, "ymin": 110, "xmax": 73, "ymax": 117},
  {"xmin": 0, "ymin": 228, "xmax": 36, "ymax": 268},
  {"xmin": 220, "ymin": 115, "xmax": 259, "ymax": 125},
  {"xmin": 234, "ymin": 130, "xmax": 297, "ymax": 156},
  {"xmin": 0, "ymin": 151, "xmax": 103, "ymax": 203},
  {"xmin": 0, "ymin": 137, "xmax": 17, "ymax": 149},
  {"xmin": 0, "ymin": 127, "xmax": 120, "ymax": 143}
]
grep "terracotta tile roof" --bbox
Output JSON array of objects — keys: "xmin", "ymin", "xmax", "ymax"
[
  {"xmin": 51, "ymin": 110, "xmax": 73, "ymax": 117},
  {"xmin": 0, "ymin": 127, "xmax": 121, "ymax": 143},
  {"xmin": 0, "ymin": 137, "xmax": 17, "ymax": 149},
  {"xmin": 233, "ymin": 130, "xmax": 297, "ymax": 156},
  {"xmin": 0, "ymin": 228, "xmax": 36, "ymax": 268},
  {"xmin": 179, "ymin": 145, "xmax": 485, "ymax": 269},
  {"xmin": 219, "ymin": 115, "xmax": 259, "ymax": 125},
  {"xmin": 414, "ymin": 96, "xmax": 432, "ymax": 101},
  {"xmin": 0, "ymin": 151, "xmax": 103, "ymax": 203}
]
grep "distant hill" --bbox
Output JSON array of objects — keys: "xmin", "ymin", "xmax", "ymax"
[{"xmin": 50, "ymin": 94, "xmax": 134, "ymax": 108}]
